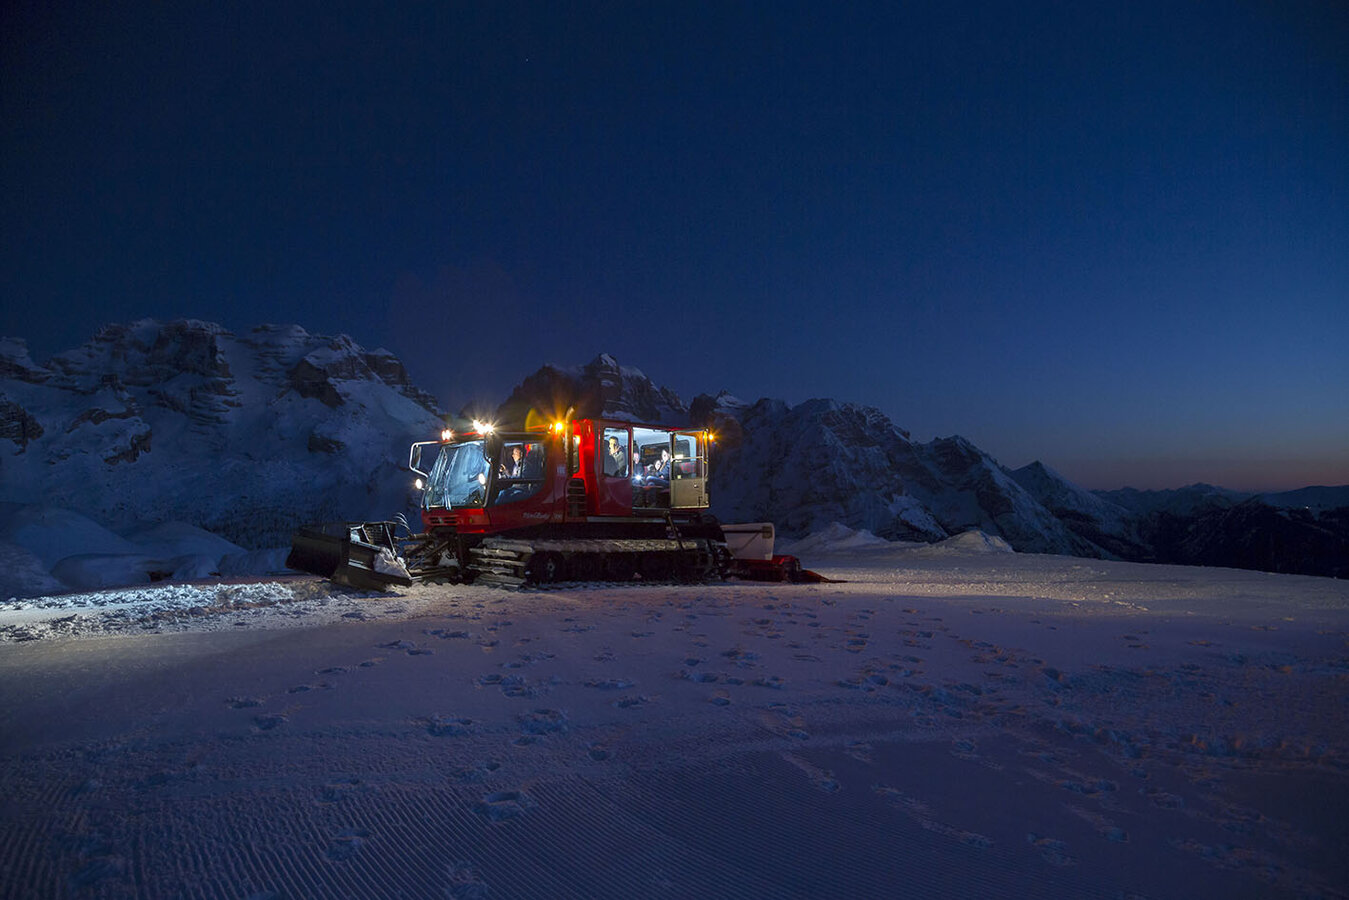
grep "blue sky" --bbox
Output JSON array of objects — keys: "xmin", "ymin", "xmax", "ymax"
[{"xmin": 3, "ymin": 2, "xmax": 1346, "ymax": 490}]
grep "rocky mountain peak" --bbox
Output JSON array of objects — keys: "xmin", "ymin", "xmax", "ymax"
[
  {"xmin": 495, "ymin": 353, "xmax": 687, "ymax": 426},
  {"xmin": 0, "ymin": 319, "xmax": 444, "ymax": 546},
  {"xmin": 0, "ymin": 338, "xmax": 49, "ymax": 385}
]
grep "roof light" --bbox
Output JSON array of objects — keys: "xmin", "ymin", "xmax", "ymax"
[
  {"xmin": 471, "ymin": 419, "xmax": 496, "ymax": 435},
  {"xmin": 441, "ymin": 429, "xmax": 453, "ymax": 442}
]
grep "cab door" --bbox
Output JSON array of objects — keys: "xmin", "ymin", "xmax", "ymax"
[
  {"xmin": 594, "ymin": 423, "xmax": 633, "ymax": 515},
  {"xmin": 670, "ymin": 431, "xmax": 708, "ymax": 509}
]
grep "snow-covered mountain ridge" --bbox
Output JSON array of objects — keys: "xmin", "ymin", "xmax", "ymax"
[{"xmin": 1, "ymin": 320, "xmax": 443, "ymax": 549}]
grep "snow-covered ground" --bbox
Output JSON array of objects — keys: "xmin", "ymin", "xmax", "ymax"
[
  {"xmin": 1, "ymin": 530, "xmax": 1346, "ymax": 898},
  {"xmin": 0, "ymin": 503, "xmax": 294, "ymax": 602}
]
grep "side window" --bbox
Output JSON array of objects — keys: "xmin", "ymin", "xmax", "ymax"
[
  {"xmin": 602, "ymin": 428, "xmax": 628, "ymax": 478},
  {"xmin": 491, "ymin": 440, "xmax": 546, "ymax": 506},
  {"xmin": 673, "ymin": 434, "xmax": 704, "ymax": 479}
]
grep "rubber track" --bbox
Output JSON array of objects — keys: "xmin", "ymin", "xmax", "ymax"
[{"xmin": 468, "ymin": 537, "xmax": 724, "ymax": 587}]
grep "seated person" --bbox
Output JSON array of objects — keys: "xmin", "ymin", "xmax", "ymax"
[
  {"xmin": 500, "ymin": 445, "xmax": 526, "ymax": 478},
  {"xmin": 495, "ymin": 445, "xmax": 544, "ymax": 505},
  {"xmin": 648, "ymin": 448, "xmax": 672, "ymax": 482},
  {"xmin": 638, "ymin": 447, "xmax": 672, "ymax": 508},
  {"xmin": 603, "ymin": 436, "xmax": 627, "ymax": 477}
]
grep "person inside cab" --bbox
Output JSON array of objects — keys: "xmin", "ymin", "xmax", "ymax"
[
  {"xmin": 649, "ymin": 447, "xmax": 672, "ymax": 481},
  {"xmin": 500, "ymin": 445, "xmax": 525, "ymax": 478},
  {"xmin": 604, "ymin": 435, "xmax": 627, "ymax": 477}
]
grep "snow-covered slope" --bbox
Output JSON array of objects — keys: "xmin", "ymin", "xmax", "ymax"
[
  {"xmin": 1009, "ymin": 461, "xmax": 1148, "ymax": 559},
  {"xmin": 0, "ymin": 320, "xmax": 444, "ymax": 548},
  {"xmin": 701, "ymin": 398, "xmax": 1102, "ymax": 555},
  {"xmin": 490, "ymin": 356, "xmax": 1105, "ymax": 554},
  {"xmin": 492, "ymin": 357, "xmax": 1079, "ymax": 551}
]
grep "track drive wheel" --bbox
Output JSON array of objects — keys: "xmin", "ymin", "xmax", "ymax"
[
  {"xmin": 527, "ymin": 552, "xmax": 563, "ymax": 584},
  {"xmin": 639, "ymin": 552, "xmax": 674, "ymax": 582},
  {"xmin": 604, "ymin": 552, "xmax": 638, "ymax": 582}
]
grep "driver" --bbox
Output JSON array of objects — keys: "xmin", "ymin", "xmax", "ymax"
[{"xmin": 500, "ymin": 445, "xmax": 526, "ymax": 478}]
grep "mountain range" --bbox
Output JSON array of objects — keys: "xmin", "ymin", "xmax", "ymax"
[
  {"xmin": 0, "ymin": 320, "xmax": 442, "ymax": 549},
  {"xmin": 504, "ymin": 353, "xmax": 1347, "ymax": 577},
  {"xmin": 2, "ymin": 320, "xmax": 1345, "ymax": 583}
]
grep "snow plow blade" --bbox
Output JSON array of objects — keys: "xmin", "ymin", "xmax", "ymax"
[
  {"xmin": 286, "ymin": 522, "xmax": 414, "ymax": 591},
  {"xmin": 728, "ymin": 554, "xmax": 839, "ymax": 583}
]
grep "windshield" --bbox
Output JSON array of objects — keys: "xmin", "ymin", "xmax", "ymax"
[{"xmin": 423, "ymin": 440, "xmax": 491, "ymax": 509}]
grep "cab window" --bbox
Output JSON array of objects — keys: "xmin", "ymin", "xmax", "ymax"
[
  {"xmin": 601, "ymin": 428, "xmax": 629, "ymax": 478},
  {"xmin": 491, "ymin": 440, "xmax": 546, "ymax": 506}
]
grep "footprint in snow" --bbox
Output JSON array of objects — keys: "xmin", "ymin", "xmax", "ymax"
[
  {"xmin": 451, "ymin": 761, "xmax": 502, "ymax": 784},
  {"xmin": 781, "ymin": 752, "xmax": 839, "ymax": 793},
  {"xmin": 445, "ymin": 861, "xmax": 489, "ymax": 899},
  {"xmin": 424, "ymin": 628, "xmax": 471, "ymax": 639},
  {"xmin": 417, "ymin": 715, "xmax": 474, "ymax": 737},
  {"xmin": 518, "ymin": 708, "xmax": 569, "ymax": 735},
  {"xmin": 1026, "ymin": 833, "xmax": 1075, "ymax": 867},
  {"xmin": 377, "ymin": 639, "xmax": 430, "ymax": 655},
  {"xmin": 319, "ymin": 778, "xmax": 362, "ymax": 802},
  {"xmin": 326, "ymin": 828, "xmax": 371, "ymax": 861},
  {"xmin": 584, "ymin": 678, "xmax": 635, "ymax": 690},
  {"xmin": 844, "ymin": 740, "xmax": 873, "ymax": 763},
  {"xmin": 476, "ymin": 790, "xmax": 536, "ymax": 822}
]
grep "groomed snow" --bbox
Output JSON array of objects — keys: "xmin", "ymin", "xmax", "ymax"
[{"xmin": 1, "ymin": 529, "xmax": 1346, "ymax": 898}]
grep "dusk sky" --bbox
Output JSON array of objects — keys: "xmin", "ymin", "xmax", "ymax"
[{"xmin": 3, "ymin": 2, "xmax": 1346, "ymax": 492}]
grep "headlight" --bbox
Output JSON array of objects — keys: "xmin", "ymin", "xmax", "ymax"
[{"xmin": 414, "ymin": 477, "xmax": 425, "ymax": 491}]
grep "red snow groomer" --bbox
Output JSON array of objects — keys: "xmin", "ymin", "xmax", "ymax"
[{"xmin": 287, "ymin": 416, "xmax": 827, "ymax": 589}]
